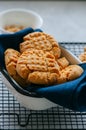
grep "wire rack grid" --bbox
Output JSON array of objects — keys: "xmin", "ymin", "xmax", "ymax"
[{"xmin": 0, "ymin": 42, "xmax": 86, "ymax": 130}]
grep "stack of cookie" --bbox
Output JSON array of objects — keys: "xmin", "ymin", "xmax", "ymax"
[{"xmin": 4, "ymin": 32, "xmax": 83, "ymax": 87}]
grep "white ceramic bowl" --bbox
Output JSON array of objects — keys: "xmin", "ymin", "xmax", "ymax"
[
  {"xmin": 0, "ymin": 8, "xmax": 43, "ymax": 33},
  {"xmin": 1, "ymin": 46, "xmax": 81, "ymax": 110}
]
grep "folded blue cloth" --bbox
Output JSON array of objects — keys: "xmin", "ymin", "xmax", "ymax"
[{"xmin": 34, "ymin": 63, "xmax": 86, "ymax": 112}]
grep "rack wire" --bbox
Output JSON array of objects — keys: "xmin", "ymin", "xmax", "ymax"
[{"xmin": 0, "ymin": 42, "xmax": 86, "ymax": 130}]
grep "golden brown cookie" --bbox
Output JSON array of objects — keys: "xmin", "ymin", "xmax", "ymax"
[
  {"xmin": 79, "ymin": 52, "xmax": 86, "ymax": 62},
  {"xmin": 4, "ymin": 48, "xmax": 28, "ymax": 87},
  {"xmin": 20, "ymin": 32, "xmax": 61, "ymax": 59},
  {"xmin": 57, "ymin": 57, "xmax": 69, "ymax": 70},
  {"xmin": 16, "ymin": 49, "xmax": 60, "ymax": 85},
  {"xmin": 84, "ymin": 47, "xmax": 86, "ymax": 52},
  {"xmin": 28, "ymin": 72, "xmax": 58, "ymax": 85},
  {"xmin": 4, "ymin": 25, "xmax": 25, "ymax": 32},
  {"xmin": 57, "ymin": 65, "xmax": 83, "ymax": 84}
]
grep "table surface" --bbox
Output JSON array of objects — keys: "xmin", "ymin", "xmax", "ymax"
[{"xmin": 0, "ymin": 1, "xmax": 86, "ymax": 42}]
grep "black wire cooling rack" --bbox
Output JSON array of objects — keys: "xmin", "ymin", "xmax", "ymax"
[{"xmin": 0, "ymin": 42, "xmax": 86, "ymax": 130}]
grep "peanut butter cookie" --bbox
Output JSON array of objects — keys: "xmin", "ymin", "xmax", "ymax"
[
  {"xmin": 79, "ymin": 52, "xmax": 86, "ymax": 62},
  {"xmin": 16, "ymin": 49, "xmax": 60, "ymax": 85},
  {"xmin": 20, "ymin": 32, "xmax": 61, "ymax": 59},
  {"xmin": 57, "ymin": 57, "xmax": 69, "ymax": 70},
  {"xmin": 4, "ymin": 49, "xmax": 28, "ymax": 87},
  {"xmin": 57, "ymin": 65, "xmax": 83, "ymax": 84}
]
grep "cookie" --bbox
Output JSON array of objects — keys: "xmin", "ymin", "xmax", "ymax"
[
  {"xmin": 16, "ymin": 49, "xmax": 60, "ymax": 85},
  {"xmin": 78, "ymin": 46, "xmax": 86, "ymax": 62},
  {"xmin": 79, "ymin": 52, "xmax": 86, "ymax": 62},
  {"xmin": 57, "ymin": 57, "xmax": 69, "ymax": 70},
  {"xmin": 4, "ymin": 25, "xmax": 25, "ymax": 32},
  {"xmin": 4, "ymin": 49, "xmax": 28, "ymax": 87},
  {"xmin": 28, "ymin": 72, "xmax": 58, "ymax": 85},
  {"xmin": 20, "ymin": 32, "xmax": 61, "ymax": 59},
  {"xmin": 84, "ymin": 47, "xmax": 86, "ymax": 52},
  {"xmin": 57, "ymin": 65, "xmax": 83, "ymax": 84}
]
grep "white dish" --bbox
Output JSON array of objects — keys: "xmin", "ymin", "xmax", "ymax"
[
  {"xmin": 1, "ymin": 46, "xmax": 81, "ymax": 110},
  {"xmin": 0, "ymin": 8, "xmax": 43, "ymax": 33}
]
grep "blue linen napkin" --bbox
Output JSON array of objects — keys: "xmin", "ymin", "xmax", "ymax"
[{"xmin": 34, "ymin": 63, "xmax": 86, "ymax": 112}]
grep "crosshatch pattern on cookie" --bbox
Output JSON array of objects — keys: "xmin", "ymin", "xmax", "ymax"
[
  {"xmin": 16, "ymin": 49, "xmax": 60, "ymax": 85},
  {"xmin": 5, "ymin": 49, "xmax": 29, "ymax": 86},
  {"xmin": 20, "ymin": 32, "xmax": 61, "ymax": 59}
]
